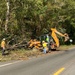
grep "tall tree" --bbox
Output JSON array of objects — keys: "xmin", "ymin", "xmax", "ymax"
[{"xmin": 5, "ymin": 0, "xmax": 10, "ymax": 32}]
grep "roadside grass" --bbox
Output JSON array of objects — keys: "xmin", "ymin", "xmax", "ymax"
[
  {"xmin": 0, "ymin": 49, "xmax": 42, "ymax": 62},
  {"xmin": 57, "ymin": 45, "xmax": 75, "ymax": 51},
  {"xmin": 0, "ymin": 45, "xmax": 75, "ymax": 62}
]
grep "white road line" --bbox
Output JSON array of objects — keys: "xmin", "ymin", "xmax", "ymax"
[{"xmin": 0, "ymin": 60, "xmax": 23, "ymax": 68}]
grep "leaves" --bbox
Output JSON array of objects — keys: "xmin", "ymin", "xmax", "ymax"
[{"xmin": 0, "ymin": 0, "xmax": 75, "ymax": 43}]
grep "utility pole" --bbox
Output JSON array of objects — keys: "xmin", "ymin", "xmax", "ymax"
[{"xmin": 5, "ymin": 0, "xmax": 9, "ymax": 32}]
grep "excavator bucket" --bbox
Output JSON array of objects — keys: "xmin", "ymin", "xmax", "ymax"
[{"xmin": 64, "ymin": 33, "xmax": 69, "ymax": 42}]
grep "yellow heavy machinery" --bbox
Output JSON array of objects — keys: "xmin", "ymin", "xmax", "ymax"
[
  {"xmin": 50, "ymin": 28, "xmax": 69, "ymax": 49},
  {"xmin": 28, "ymin": 28, "xmax": 69, "ymax": 50}
]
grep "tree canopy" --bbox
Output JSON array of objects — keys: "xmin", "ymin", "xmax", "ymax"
[{"xmin": 0, "ymin": 0, "xmax": 75, "ymax": 44}]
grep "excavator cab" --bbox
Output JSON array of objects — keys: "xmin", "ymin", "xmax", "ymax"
[{"xmin": 39, "ymin": 34, "xmax": 56, "ymax": 50}]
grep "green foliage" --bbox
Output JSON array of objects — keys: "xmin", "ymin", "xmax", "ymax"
[{"xmin": 0, "ymin": 0, "xmax": 75, "ymax": 44}]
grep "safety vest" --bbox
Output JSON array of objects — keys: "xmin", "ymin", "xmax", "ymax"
[
  {"xmin": 1, "ymin": 40, "xmax": 6, "ymax": 48},
  {"xmin": 43, "ymin": 42, "xmax": 47, "ymax": 48}
]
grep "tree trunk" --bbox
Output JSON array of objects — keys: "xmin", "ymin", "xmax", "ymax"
[{"xmin": 5, "ymin": 0, "xmax": 9, "ymax": 32}]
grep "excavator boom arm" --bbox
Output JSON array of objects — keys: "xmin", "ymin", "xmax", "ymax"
[{"xmin": 51, "ymin": 28, "xmax": 69, "ymax": 47}]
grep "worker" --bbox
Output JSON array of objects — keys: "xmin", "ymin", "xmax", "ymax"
[
  {"xmin": 46, "ymin": 34, "xmax": 49, "ymax": 42},
  {"xmin": 45, "ymin": 34, "xmax": 51, "ymax": 50},
  {"xmin": 42, "ymin": 41, "xmax": 48, "ymax": 54},
  {"xmin": 1, "ymin": 38, "xmax": 6, "ymax": 55}
]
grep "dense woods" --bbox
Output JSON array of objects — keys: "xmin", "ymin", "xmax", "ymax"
[{"xmin": 0, "ymin": 0, "xmax": 75, "ymax": 45}]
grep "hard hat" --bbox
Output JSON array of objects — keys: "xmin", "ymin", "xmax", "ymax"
[
  {"xmin": 3, "ymin": 38, "xmax": 5, "ymax": 40},
  {"xmin": 42, "ymin": 41, "xmax": 45, "ymax": 43}
]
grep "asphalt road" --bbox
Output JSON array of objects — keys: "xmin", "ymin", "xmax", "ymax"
[{"xmin": 0, "ymin": 48, "xmax": 75, "ymax": 75}]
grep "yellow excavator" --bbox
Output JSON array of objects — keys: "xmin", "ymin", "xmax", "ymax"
[
  {"xmin": 51, "ymin": 28, "xmax": 69, "ymax": 49},
  {"xmin": 28, "ymin": 28, "xmax": 69, "ymax": 50}
]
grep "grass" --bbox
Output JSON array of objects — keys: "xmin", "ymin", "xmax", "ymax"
[
  {"xmin": 0, "ymin": 49, "xmax": 42, "ymax": 62},
  {"xmin": 0, "ymin": 45, "xmax": 75, "ymax": 62},
  {"xmin": 57, "ymin": 45, "xmax": 75, "ymax": 51}
]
